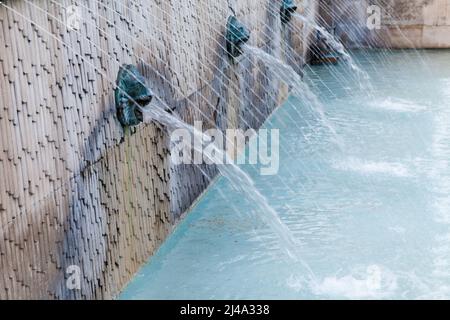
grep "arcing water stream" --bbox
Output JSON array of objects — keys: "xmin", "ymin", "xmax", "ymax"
[
  {"xmin": 2, "ymin": 0, "xmax": 449, "ymax": 301},
  {"xmin": 121, "ymin": 49, "xmax": 450, "ymax": 299},
  {"xmin": 141, "ymin": 104, "xmax": 301, "ymax": 258}
]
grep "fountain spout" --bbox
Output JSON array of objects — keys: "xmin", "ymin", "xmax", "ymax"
[
  {"xmin": 226, "ymin": 16, "xmax": 250, "ymax": 59},
  {"xmin": 115, "ymin": 64, "xmax": 153, "ymax": 127},
  {"xmin": 280, "ymin": 0, "xmax": 297, "ymax": 23}
]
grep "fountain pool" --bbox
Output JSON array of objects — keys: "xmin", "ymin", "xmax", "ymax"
[{"xmin": 120, "ymin": 50, "xmax": 450, "ymax": 300}]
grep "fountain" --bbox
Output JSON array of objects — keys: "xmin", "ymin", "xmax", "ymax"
[
  {"xmin": 115, "ymin": 64, "xmax": 153, "ymax": 127},
  {"xmin": 280, "ymin": 0, "xmax": 297, "ymax": 23},
  {"xmin": 310, "ymin": 29, "xmax": 340, "ymax": 65},
  {"xmin": 140, "ymin": 103, "xmax": 301, "ymax": 260},
  {"xmin": 1, "ymin": 0, "xmax": 330, "ymax": 268},
  {"xmin": 28, "ymin": 0, "xmax": 305, "ymax": 258},
  {"xmin": 3, "ymin": 0, "xmax": 450, "ymax": 302},
  {"xmin": 226, "ymin": 15, "xmax": 251, "ymax": 59},
  {"xmin": 242, "ymin": 44, "xmax": 340, "ymax": 144}
]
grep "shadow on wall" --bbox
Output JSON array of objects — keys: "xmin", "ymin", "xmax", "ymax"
[
  {"xmin": 46, "ymin": 61, "xmax": 173, "ymax": 299},
  {"xmin": 54, "ymin": 101, "xmax": 172, "ymax": 299}
]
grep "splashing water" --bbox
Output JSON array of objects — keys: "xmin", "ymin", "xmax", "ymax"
[
  {"xmin": 243, "ymin": 44, "xmax": 343, "ymax": 148},
  {"xmin": 140, "ymin": 101, "xmax": 317, "ymax": 283},
  {"xmin": 292, "ymin": 13, "xmax": 371, "ymax": 85},
  {"xmin": 120, "ymin": 50, "xmax": 450, "ymax": 300}
]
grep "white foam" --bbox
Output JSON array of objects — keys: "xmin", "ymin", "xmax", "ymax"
[
  {"xmin": 333, "ymin": 157, "xmax": 412, "ymax": 177},
  {"xmin": 312, "ymin": 265, "xmax": 398, "ymax": 299},
  {"xmin": 369, "ymin": 97, "xmax": 428, "ymax": 113}
]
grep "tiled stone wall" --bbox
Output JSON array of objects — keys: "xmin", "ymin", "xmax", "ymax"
[{"xmin": 0, "ymin": 0, "xmax": 314, "ymax": 299}]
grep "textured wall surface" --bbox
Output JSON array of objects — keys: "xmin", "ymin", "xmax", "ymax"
[
  {"xmin": 320, "ymin": 0, "xmax": 450, "ymax": 48},
  {"xmin": 382, "ymin": 0, "xmax": 450, "ymax": 48},
  {"xmin": 0, "ymin": 0, "xmax": 315, "ymax": 299}
]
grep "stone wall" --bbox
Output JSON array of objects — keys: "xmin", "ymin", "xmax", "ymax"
[
  {"xmin": 381, "ymin": 0, "xmax": 450, "ymax": 48},
  {"xmin": 0, "ymin": 0, "xmax": 315, "ymax": 299},
  {"xmin": 320, "ymin": 0, "xmax": 450, "ymax": 48}
]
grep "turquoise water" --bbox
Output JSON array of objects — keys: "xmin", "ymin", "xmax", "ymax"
[{"xmin": 120, "ymin": 50, "xmax": 450, "ymax": 299}]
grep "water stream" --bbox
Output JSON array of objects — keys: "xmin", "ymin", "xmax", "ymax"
[
  {"xmin": 3, "ymin": 0, "xmax": 450, "ymax": 301},
  {"xmin": 120, "ymin": 49, "xmax": 450, "ymax": 300},
  {"xmin": 243, "ymin": 44, "xmax": 341, "ymax": 146},
  {"xmin": 141, "ymin": 104, "xmax": 304, "ymax": 262},
  {"xmin": 291, "ymin": 13, "xmax": 371, "ymax": 87}
]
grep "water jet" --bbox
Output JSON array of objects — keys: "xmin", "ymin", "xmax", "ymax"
[
  {"xmin": 115, "ymin": 64, "xmax": 153, "ymax": 127},
  {"xmin": 226, "ymin": 16, "xmax": 250, "ymax": 59},
  {"xmin": 310, "ymin": 30, "xmax": 340, "ymax": 65}
]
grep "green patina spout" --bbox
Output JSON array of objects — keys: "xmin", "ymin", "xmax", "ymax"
[
  {"xmin": 226, "ymin": 16, "xmax": 251, "ymax": 59},
  {"xmin": 280, "ymin": 0, "xmax": 298, "ymax": 23},
  {"xmin": 115, "ymin": 64, "xmax": 153, "ymax": 127}
]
